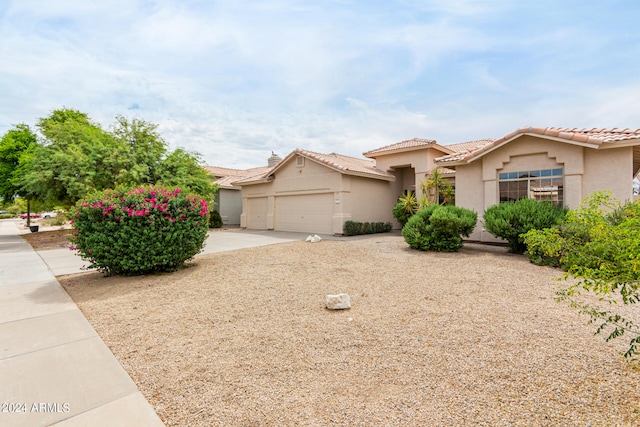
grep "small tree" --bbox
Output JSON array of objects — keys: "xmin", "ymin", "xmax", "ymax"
[
  {"xmin": 402, "ymin": 205, "xmax": 477, "ymax": 252},
  {"xmin": 483, "ymin": 198, "xmax": 567, "ymax": 253},
  {"xmin": 70, "ymin": 185, "xmax": 209, "ymax": 276}
]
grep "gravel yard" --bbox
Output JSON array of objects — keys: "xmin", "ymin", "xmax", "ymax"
[{"xmin": 59, "ymin": 235, "xmax": 640, "ymax": 426}]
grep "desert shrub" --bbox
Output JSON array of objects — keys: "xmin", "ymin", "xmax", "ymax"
[
  {"xmin": 343, "ymin": 220, "xmax": 392, "ymax": 236},
  {"xmin": 70, "ymin": 185, "xmax": 209, "ymax": 276},
  {"xmin": 401, "ymin": 205, "xmax": 477, "ymax": 252},
  {"xmin": 209, "ymin": 209, "xmax": 223, "ymax": 228},
  {"xmin": 538, "ymin": 192, "xmax": 640, "ymax": 360},
  {"xmin": 483, "ymin": 198, "xmax": 567, "ymax": 253}
]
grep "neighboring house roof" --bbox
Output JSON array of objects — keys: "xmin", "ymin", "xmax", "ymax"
[
  {"xmin": 363, "ymin": 138, "xmax": 457, "ymax": 158},
  {"xmin": 441, "ymin": 138, "xmax": 496, "ymax": 155},
  {"xmin": 234, "ymin": 148, "xmax": 395, "ymax": 185},
  {"xmin": 204, "ymin": 165, "xmax": 271, "ymax": 189},
  {"xmin": 435, "ymin": 127, "xmax": 640, "ymax": 167}
]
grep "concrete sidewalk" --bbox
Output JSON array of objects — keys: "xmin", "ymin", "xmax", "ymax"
[{"xmin": 0, "ymin": 220, "xmax": 165, "ymax": 427}]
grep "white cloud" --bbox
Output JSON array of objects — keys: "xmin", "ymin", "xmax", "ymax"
[{"xmin": 2, "ymin": 0, "xmax": 640, "ymax": 170}]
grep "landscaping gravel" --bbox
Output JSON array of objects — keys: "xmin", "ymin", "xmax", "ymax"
[{"xmin": 60, "ymin": 236, "xmax": 640, "ymax": 426}]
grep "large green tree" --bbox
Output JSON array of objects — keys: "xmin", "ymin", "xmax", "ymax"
[
  {"xmin": 111, "ymin": 115, "xmax": 167, "ymax": 186},
  {"xmin": 18, "ymin": 108, "xmax": 217, "ymax": 207},
  {"xmin": 20, "ymin": 108, "xmax": 123, "ymax": 205}
]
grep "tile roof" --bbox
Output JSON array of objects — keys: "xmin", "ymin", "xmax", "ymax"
[
  {"xmin": 442, "ymin": 138, "xmax": 496, "ymax": 154},
  {"xmin": 363, "ymin": 138, "xmax": 438, "ymax": 157},
  {"xmin": 234, "ymin": 148, "xmax": 395, "ymax": 185},
  {"xmin": 435, "ymin": 127, "xmax": 640, "ymax": 165},
  {"xmin": 435, "ymin": 139, "xmax": 496, "ymax": 164},
  {"xmin": 205, "ymin": 165, "xmax": 271, "ymax": 188},
  {"xmin": 294, "ymin": 149, "xmax": 394, "ymax": 179}
]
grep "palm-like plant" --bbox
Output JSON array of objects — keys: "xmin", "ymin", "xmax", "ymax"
[{"xmin": 422, "ymin": 169, "xmax": 455, "ymax": 205}]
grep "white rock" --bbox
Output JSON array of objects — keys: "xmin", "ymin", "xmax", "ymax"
[
  {"xmin": 326, "ymin": 293, "xmax": 351, "ymax": 310},
  {"xmin": 310, "ymin": 235, "xmax": 322, "ymax": 243},
  {"xmin": 305, "ymin": 235, "xmax": 313, "ymax": 242}
]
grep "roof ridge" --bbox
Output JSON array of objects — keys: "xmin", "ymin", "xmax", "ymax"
[{"xmin": 363, "ymin": 137, "xmax": 437, "ymax": 156}]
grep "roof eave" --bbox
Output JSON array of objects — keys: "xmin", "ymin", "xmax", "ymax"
[
  {"xmin": 232, "ymin": 177, "xmax": 272, "ymax": 186},
  {"xmin": 343, "ymin": 170, "xmax": 395, "ymax": 181},
  {"xmin": 597, "ymin": 138, "xmax": 640, "ymax": 149}
]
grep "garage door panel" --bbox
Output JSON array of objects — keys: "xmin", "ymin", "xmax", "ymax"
[
  {"xmin": 275, "ymin": 194, "xmax": 333, "ymax": 234},
  {"xmin": 247, "ymin": 197, "xmax": 268, "ymax": 229}
]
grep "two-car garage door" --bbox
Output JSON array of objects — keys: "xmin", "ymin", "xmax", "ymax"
[{"xmin": 246, "ymin": 193, "xmax": 334, "ymax": 234}]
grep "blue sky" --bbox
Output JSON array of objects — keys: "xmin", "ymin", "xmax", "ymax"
[{"xmin": 1, "ymin": 1, "xmax": 640, "ymax": 169}]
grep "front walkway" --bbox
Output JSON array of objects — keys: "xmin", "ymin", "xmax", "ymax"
[{"xmin": 0, "ymin": 220, "xmax": 165, "ymax": 427}]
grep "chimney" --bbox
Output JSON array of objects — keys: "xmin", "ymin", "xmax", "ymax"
[{"xmin": 268, "ymin": 151, "xmax": 282, "ymax": 167}]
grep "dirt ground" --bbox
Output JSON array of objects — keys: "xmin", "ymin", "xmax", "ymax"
[
  {"xmin": 20, "ymin": 228, "xmax": 72, "ymax": 250},
  {"xmin": 36, "ymin": 232, "xmax": 640, "ymax": 427}
]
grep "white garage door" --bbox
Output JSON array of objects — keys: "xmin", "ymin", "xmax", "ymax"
[
  {"xmin": 246, "ymin": 197, "xmax": 268, "ymax": 230},
  {"xmin": 275, "ymin": 194, "xmax": 334, "ymax": 234}
]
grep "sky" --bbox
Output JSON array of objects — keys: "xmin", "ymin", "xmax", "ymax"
[{"xmin": 1, "ymin": 1, "xmax": 640, "ymax": 169}]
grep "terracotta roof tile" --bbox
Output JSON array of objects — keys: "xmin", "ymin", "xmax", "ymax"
[
  {"xmin": 205, "ymin": 165, "xmax": 272, "ymax": 188},
  {"xmin": 233, "ymin": 148, "xmax": 394, "ymax": 185},
  {"xmin": 435, "ymin": 127, "xmax": 640, "ymax": 164},
  {"xmin": 442, "ymin": 138, "xmax": 496, "ymax": 154},
  {"xmin": 434, "ymin": 139, "xmax": 496, "ymax": 164},
  {"xmin": 295, "ymin": 149, "xmax": 394, "ymax": 179},
  {"xmin": 363, "ymin": 138, "xmax": 437, "ymax": 157}
]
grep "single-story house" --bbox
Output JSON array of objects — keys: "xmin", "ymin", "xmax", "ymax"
[
  {"xmin": 435, "ymin": 127, "xmax": 640, "ymax": 241},
  {"xmin": 225, "ymin": 126, "xmax": 640, "ymax": 238}
]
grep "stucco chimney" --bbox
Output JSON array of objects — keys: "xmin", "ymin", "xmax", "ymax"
[{"xmin": 268, "ymin": 151, "xmax": 282, "ymax": 167}]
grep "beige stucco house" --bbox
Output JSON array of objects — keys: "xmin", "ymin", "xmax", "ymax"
[
  {"xmin": 435, "ymin": 127, "xmax": 640, "ymax": 241},
  {"xmin": 223, "ymin": 126, "xmax": 640, "ymax": 238}
]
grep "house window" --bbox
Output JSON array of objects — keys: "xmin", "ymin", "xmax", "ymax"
[
  {"xmin": 296, "ymin": 156, "xmax": 305, "ymax": 167},
  {"xmin": 499, "ymin": 168, "xmax": 564, "ymax": 206}
]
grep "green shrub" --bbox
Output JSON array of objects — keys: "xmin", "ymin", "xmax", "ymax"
[
  {"xmin": 483, "ymin": 198, "xmax": 567, "ymax": 253},
  {"xmin": 209, "ymin": 209, "xmax": 223, "ymax": 228},
  {"xmin": 523, "ymin": 222, "xmax": 590, "ymax": 268},
  {"xmin": 70, "ymin": 185, "xmax": 209, "ymax": 276},
  {"xmin": 539, "ymin": 192, "xmax": 640, "ymax": 360},
  {"xmin": 343, "ymin": 220, "xmax": 392, "ymax": 236},
  {"xmin": 401, "ymin": 205, "xmax": 477, "ymax": 252},
  {"xmin": 0, "ymin": 213, "xmax": 13, "ymax": 219}
]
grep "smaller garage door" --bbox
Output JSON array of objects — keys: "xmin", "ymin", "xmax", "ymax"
[
  {"xmin": 275, "ymin": 194, "xmax": 333, "ymax": 234},
  {"xmin": 246, "ymin": 197, "xmax": 268, "ymax": 229}
]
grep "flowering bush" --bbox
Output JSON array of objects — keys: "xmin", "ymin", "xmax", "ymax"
[{"xmin": 70, "ymin": 185, "xmax": 209, "ymax": 276}]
